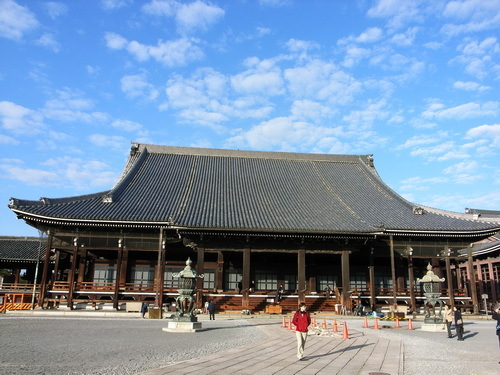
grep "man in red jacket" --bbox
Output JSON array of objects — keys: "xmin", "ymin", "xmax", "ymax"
[{"xmin": 292, "ymin": 302, "xmax": 311, "ymax": 360}]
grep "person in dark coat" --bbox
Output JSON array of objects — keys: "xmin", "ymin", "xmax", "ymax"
[
  {"xmin": 444, "ymin": 304, "xmax": 453, "ymax": 338},
  {"xmin": 141, "ymin": 302, "xmax": 148, "ymax": 318},
  {"xmin": 207, "ymin": 300, "xmax": 216, "ymax": 320},
  {"xmin": 453, "ymin": 306, "xmax": 464, "ymax": 341},
  {"xmin": 492, "ymin": 305, "xmax": 500, "ymax": 362},
  {"xmin": 275, "ymin": 284, "xmax": 283, "ymax": 304},
  {"xmin": 292, "ymin": 302, "xmax": 311, "ymax": 360}
]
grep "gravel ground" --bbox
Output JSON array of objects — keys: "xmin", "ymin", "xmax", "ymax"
[
  {"xmin": 373, "ymin": 318, "xmax": 500, "ymax": 375},
  {"xmin": 0, "ymin": 316, "xmax": 267, "ymax": 375},
  {"xmin": 2, "ymin": 314, "xmax": 499, "ymax": 375}
]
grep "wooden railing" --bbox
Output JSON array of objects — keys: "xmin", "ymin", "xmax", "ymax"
[{"xmin": 0, "ymin": 283, "xmax": 38, "ymax": 292}]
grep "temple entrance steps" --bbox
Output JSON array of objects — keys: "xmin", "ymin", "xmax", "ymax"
[{"xmin": 203, "ymin": 294, "xmax": 339, "ymax": 314}]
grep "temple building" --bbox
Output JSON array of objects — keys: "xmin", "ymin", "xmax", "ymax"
[{"xmin": 5, "ymin": 143, "xmax": 500, "ymax": 314}]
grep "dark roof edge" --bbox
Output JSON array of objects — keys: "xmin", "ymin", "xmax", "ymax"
[
  {"xmin": 133, "ymin": 142, "xmax": 374, "ymax": 165},
  {"xmin": 9, "ymin": 191, "xmax": 110, "ymax": 209},
  {"xmin": 9, "ymin": 210, "xmax": 500, "ymax": 238}
]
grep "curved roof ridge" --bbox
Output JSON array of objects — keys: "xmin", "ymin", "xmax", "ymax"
[
  {"xmin": 105, "ymin": 144, "xmax": 149, "ymax": 202},
  {"xmin": 420, "ymin": 205, "xmax": 500, "ymax": 224},
  {"xmin": 9, "ymin": 191, "xmax": 109, "ymax": 209},
  {"xmin": 136, "ymin": 143, "xmax": 373, "ymax": 164}
]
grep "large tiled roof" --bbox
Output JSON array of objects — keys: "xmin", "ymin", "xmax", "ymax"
[
  {"xmin": 0, "ymin": 236, "xmax": 45, "ymax": 262},
  {"xmin": 8, "ymin": 143, "xmax": 500, "ymax": 237}
]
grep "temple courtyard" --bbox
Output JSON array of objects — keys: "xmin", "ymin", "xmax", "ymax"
[{"xmin": 0, "ymin": 311, "xmax": 498, "ymax": 374}]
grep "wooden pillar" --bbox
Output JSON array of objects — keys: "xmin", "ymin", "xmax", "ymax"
[
  {"xmin": 369, "ymin": 248, "xmax": 375, "ymax": 309},
  {"xmin": 67, "ymin": 239, "xmax": 79, "ymax": 310},
  {"xmin": 242, "ymin": 247, "xmax": 251, "ymax": 309},
  {"xmin": 298, "ymin": 249, "xmax": 306, "ymax": 305},
  {"xmin": 407, "ymin": 250, "xmax": 416, "ymax": 312},
  {"xmin": 467, "ymin": 247, "xmax": 479, "ymax": 314},
  {"xmin": 113, "ymin": 239, "xmax": 124, "ymax": 310},
  {"xmin": 445, "ymin": 251, "xmax": 454, "ymax": 308},
  {"xmin": 53, "ymin": 250, "xmax": 61, "ymax": 281},
  {"xmin": 488, "ymin": 261, "xmax": 497, "ymax": 305},
  {"xmin": 77, "ymin": 249, "xmax": 86, "ymax": 283},
  {"xmin": 389, "ymin": 235, "xmax": 397, "ymax": 305},
  {"xmin": 341, "ymin": 251, "xmax": 351, "ymax": 310},
  {"xmin": 215, "ymin": 252, "xmax": 224, "ymax": 291},
  {"xmin": 196, "ymin": 245, "xmax": 205, "ymax": 309},
  {"xmin": 38, "ymin": 232, "xmax": 53, "ymax": 308},
  {"xmin": 155, "ymin": 229, "xmax": 166, "ymax": 309}
]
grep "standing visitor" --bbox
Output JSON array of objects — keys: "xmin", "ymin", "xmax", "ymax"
[
  {"xmin": 454, "ymin": 306, "xmax": 464, "ymax": 341},
  {"xmin": 492, "ymin": 305, "xmax": 500, "ymax": 363},
  {"xmin": 292, "ymin": 302, "xmax": 311, "ymax": 360},
  {"xmin": 207, "ymin": 300, "xmax": 216, "ymax": 320},
  {"xmin": 275, "ymin": 284, "xmax": 284, "ymax": 304},
  {"xmin": 141, "ymin": 302, "xmax": 148, "ymax": 318},
  {"xmin": 444, "ymin": 304, "xmax": 453, "ymax": 338}
]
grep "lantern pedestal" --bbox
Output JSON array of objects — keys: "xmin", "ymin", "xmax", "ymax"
[{"xmin": 163, "ymin": 321, "xmax": 204, "ymax": 333}]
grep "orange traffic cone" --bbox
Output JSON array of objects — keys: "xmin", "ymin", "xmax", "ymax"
[
  {"xmin": 395, "ymin": 316, "xmax": 401, "ymax": 328},
  {"xmin": 322, "ymin": 318, "xmax": 327, "ymax": 329},
  {"xmin": 373, "ymin": 317, "xmax": 380, "ymax": 330},
  {"xmin": 332, "ymin": 319, "xmax": 339, "ymax": 332},
  {"xmin": 407, "ymin": 318, "xmax": 413, "ymax": 330},
  {"xmin": 342, "ymin": 321, "xmax": 349, "ymax": 339},
  {"xmin": 282, "ymin": 316, "xmax": 286, "ymax": 328},
  {"xmin": 288, "ymin": 316, "xmax": 293, "ymax": 330},
  {"xmin": 363, "ymin": 316, "xmax": 369, "ymax": 328}
]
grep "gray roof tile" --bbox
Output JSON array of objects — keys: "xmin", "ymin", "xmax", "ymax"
[{"xmin": 9, "ymin": 144, "xmax": 500, "ymax": 236}]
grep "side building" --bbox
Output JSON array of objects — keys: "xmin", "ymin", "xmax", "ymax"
[{"xmin": 6, "ymin": 143, "xmax": 500, "ymax": 314}]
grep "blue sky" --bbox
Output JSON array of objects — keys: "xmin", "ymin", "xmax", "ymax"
[{"xmin": 0, "ymin": 0, "xmax": 499, "ymax": 236}]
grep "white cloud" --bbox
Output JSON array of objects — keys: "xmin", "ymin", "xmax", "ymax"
[
  {"xmin": 111, "ymin": 119, "xmax": 144, "ymax": 132},
  {"xmin": 441, "ymin": 0, "xmax": 500, "ymax": 35},
  {"xmin": 453, "ymin": 81, "xmax": 491, "ymax": 92},
  {"xmin": 43, "ymin": 155, "xmax": 119, "ymax": 188},
  {"xmin": 0, "ymin": 134, "xmax": 20, "ymax": 144},
  {"xmin": 176, "ymin": 1, "xmax": 224, "ymax": 34},
  {"xmin": 399, "ymin": 176, "xmax": 448, "ymax": 191},
  {"xmin": 42, "ymin": 90, "xmax": 109, "ymax": 124},
  {"xmin": 396, "ymin": 131, "xmax": 449, "ymax": 150},
  {"xmin": 422, "ymin": 101, "xmax": 499, "ymax": 120},
  {"xmin": 450, "ymin": 37, "xmax": 500, "ymax": 79},
  {"xmin": 0, "ymin": 163, "xmax": 58, "ymax": 186},
  {"xmin": 35, "ymin": 33, "xmax": 60, "ymax": 52},
  {"xmin": 226, "ymin": 116, "xmax": 343, "ymax": 152},
  {"xmin": 465, "ymin": 123, "xmax": 500, "ymax": 147},
  {"xmin": 390, "ymin": 27, "xmax": 419, "ymax": 46},
  {"xmin": 338, "ymin": 27, "xmax": 384, "ymax": 45},
  {"xmin": 44, "ymin": 2, "xmax": 68, "ymax": 19},
  {"xmin": 290, "ymin": 100, "xmax": 335, "ymax": 121},
  {"xmin": 121, "ymin": 73, "xmax": 159, "ymax": 101},
  {"xmin": 0, "ymin": 0, "xmax": 39, "ymax": 40},
  {"xmin": 231, "ymin": 68, "xmax": 284, "ymax": 96},
  {"xmin": 101, "ymin": 0, "xmax": 132, "ymax": 10},
  {"xmin": 105, "ymin": 32, "xmax": 204, "ymax": 67},
  {"xmin": 367, "ymin": 0, "xmax": 430, "ymax": 30},
  {"xmin": 142, "ymin": 0, "xmax": 224, "ymax": 34},
  {"xmin": 284, "ymin": 60, "xmax": 362, "ymax": 105},
  {"xmin": 0, "ymin": 101, "xmax": 45, "ymax": 135}
]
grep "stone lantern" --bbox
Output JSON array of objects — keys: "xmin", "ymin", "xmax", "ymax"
[
  {"xmin": 417, "ymin": 263, "xmax": 445, "ymax": 328},
  {"xmin": 163, "ymin": 257, "xmax": 204, "ymax": 333}
]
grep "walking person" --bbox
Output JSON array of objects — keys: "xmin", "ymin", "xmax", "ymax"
[
  {"xmin": 292, "ymin": 302, "xmax": 311, "ymax": 360},
  {"xmin": 492, "ymin": 305, "xmax": 500, "ymax": 363},
  {"xmin": 207, "ymin": 300, "xmax": 216, "ymax": 320},
  {"xmin": 141, "ymin": 302, "xmax": 148, "ymax": 318},
  {"xmin": 454, "ymin": 306, "xmax": 464, "ymax": 341},
  {"xmin": 444, "ymin": 304, "xmax": 453, "ymax": 338}
]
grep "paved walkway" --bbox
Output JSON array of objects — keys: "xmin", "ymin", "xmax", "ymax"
[{"xmin": 139, "ymin": 319, "xmax": 403, "ymax": 375}]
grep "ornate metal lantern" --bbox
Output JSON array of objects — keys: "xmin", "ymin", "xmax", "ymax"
[
  {"xmin": 417, "ymin": 263, "xmax": 445, "ymax": 324},
  {"xmin": 172, "ymin": 257, "xmax": 203, "ymax": 322}
]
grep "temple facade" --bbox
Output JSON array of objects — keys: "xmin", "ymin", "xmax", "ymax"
[{"xmin": 6, "ymin": 143, "xmax": 500, "ymax": 314}]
